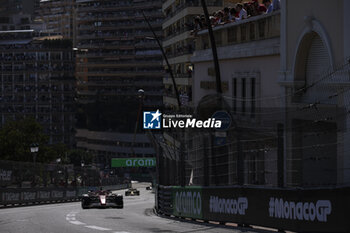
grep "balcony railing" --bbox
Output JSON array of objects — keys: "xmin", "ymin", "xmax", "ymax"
[
  {"xmin": 165, "ymin": 47, "xmax": 194, "ymax": 58},
  {"xmin": 196, "ymin": 11, "xmax": 280, "ymax": 50}
]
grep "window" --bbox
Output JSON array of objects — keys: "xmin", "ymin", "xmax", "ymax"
[
  {"xmin": 233, "ymin": 78, "xmax": 237, "ymax": 113},
  {"xmin": 233, "ymin": 72, "xmax": 259, "ymax": 118},
  {"xmin": 242, "ymin": 78, "xmax": 246, "ymax": 115},
  {"xmin": 251, "ymin": 78, "xmax": 256, "ymax": 118}
]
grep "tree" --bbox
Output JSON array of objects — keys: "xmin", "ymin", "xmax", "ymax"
[
  {"xmin": 67, "ymin": 149, "xmax": 94, "ymax": 167},
  {"xmin": 0, "ymin": 118, "xmax": 48, "ymax": 162},
  {"xmin": 0, "ymin": 118, "xmax": 95, "ymax": 165}
]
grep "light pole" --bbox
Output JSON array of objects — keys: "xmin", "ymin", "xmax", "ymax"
[
  {"xmin": 142, "ymin": 11, "xmax": 181, "ymax": 108},
  {"xmin": 81, "ymin": 160, "xmax": 85, "ymax": 187},
  {"xmin": 30, "ymin": 144, "xmax": 39, "ymax": 164},
  {"xmin": 131, "ymin": 89, "xmax": 145, "ymax": 156}
]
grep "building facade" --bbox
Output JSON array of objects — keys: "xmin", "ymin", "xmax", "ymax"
[
  {"xmin": 75, "ymin": 0, "xmax": 164, "ymax": 130},
  {"xmin": 0, "ymin": 31, "xmax": 76, "ymax": 146},
  {"xmin": 279, "ymin": 0, "xmax": 350, "ymax": 187},
  {"xmin": 162, "ymin": 0, "xmax": 224, "ymax": 108},
  {"xmin": 190, "ymin": 11, "xmax": 281, "ymax": 186},
  {"xmin": 76, "ymin": 129, "xmax": 156, "ymax": 167}
]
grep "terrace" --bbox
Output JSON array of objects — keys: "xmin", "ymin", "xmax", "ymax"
[{"xmin": 195, "ymin": 11, "xmax": 280, "ymax": 51}]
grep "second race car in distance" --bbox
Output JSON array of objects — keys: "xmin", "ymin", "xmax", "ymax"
[
  {"xmin": 125, "ymin": 188, "xmax": 140, "ymax": 196},
  {"xmin": 81, "ymin": 189, "xmax": 123, "ymax": 209}
]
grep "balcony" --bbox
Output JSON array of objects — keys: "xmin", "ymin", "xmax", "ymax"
[
  {"xmin": 165, "ymin": 47, "xmax": 194, "ymax": 59},
  {"xmin": 163, "ymin": 74, "xmax": 192, "ymax": 86},
  {"xmin": 195, "ymin": 11, "xmax": 280, "ymax": 50},
  {"xmin": 163, "ymin": 27, "xmax": 193, "ymax": 42}
]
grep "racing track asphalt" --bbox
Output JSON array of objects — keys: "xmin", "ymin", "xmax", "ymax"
[{"xmin": 0, "ymin": 183, "xmax": 278, "ymax": 233}]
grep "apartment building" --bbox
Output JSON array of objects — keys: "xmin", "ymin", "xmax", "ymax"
[
  {"xmin": 76, "ymin": 129, "xmax": 156, "ymax": 168},
  {"xmin": 35, "ymin": 0, "xmax": 76, "ymax": 41},
  {"xmin": 75, "ymin": 0, "xmax": 164, "ymax": 131},
  {"xmin": 0, "ymin": 0, "xmax": 44, "ymax": 32},
  {"xmin": 162, "ymin": 0, "xmax": 225, "ymax": 108},
  {"xmin": 0, "ymin": 30, "xmax": 76, "ymax": 146}
]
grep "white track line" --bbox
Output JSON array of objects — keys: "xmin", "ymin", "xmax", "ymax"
[
  {"xmin": 69, "ymin": 221, "xmax": 86, "ymax": 225},
  {"xmin": 66, "ymin": 211, "xmax": 130, "ymax": 232},
  {"xmin": 85, "ymin": 225, "xmax": 112, "ymax": 231}
]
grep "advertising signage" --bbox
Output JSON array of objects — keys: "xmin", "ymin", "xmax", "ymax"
[
  {"xmin": 111, "ymin": 158, "xmax": 156, "ymax": 168},
  {"xmin": 172, "ymin": 186, "xmax": 203, "ymax": 219},
  {"xmin": 158, "ymin": 186, "xmax": 350, "ymax": 233}
]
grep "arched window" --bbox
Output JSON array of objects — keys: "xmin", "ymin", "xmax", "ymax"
[{"xmin": 294, "ymin": 32, "xmax": 332, "ymax": 104}]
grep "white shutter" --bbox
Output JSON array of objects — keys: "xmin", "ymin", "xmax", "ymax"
[
  {"xmin": 306, "ymin": 35, "xmax": 330, "ymax": 84},
  {"xmin": 303, "ymin": 34, "xmax": 331, "ymax": 103}
]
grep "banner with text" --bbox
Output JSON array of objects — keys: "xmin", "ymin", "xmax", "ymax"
[
  {"xmin": 159, "ymin": 186, "xmax": 350, "ymax": 232},
  {"xmin": 111, "ymin": 158, "xmax": 156, "ymax": 168},
  {"xmin": 172, "ymin": 186, "xmax": 203, "ymax": 219}
]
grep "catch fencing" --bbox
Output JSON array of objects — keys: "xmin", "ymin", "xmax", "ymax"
[
  {"xmin": 0, "ymin": 184, "xmax": 129, "ymax": 207},
  {"xmin": 150, "ymin": 57, "xmax": 350, "ymax": 232},
  {"xmin": 0, "ymin": 160, "xmax": 130, "ymax": 207}
]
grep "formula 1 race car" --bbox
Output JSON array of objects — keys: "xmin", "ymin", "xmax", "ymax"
[
  {"xmin": 81, "ymin": 189, "xmax": 123, "ymax": 209},
  {"xmin": 125, "ymin": 188, "xmax": 140, "ymax": 196}
]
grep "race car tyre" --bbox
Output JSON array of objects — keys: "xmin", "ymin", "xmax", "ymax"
[{"xmin": 81, "ymin": 203, "xmax": 89, "ymax": 209}]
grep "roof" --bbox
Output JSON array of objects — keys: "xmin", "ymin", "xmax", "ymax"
[
  {"xmin": 0, "ymin": 39, "xmax": 32, "ymax": 45},
  {"xmin": 76, "ymin": 129, "xmax": 151, "ymax": 143},
  {"xmin": 0, "ymin": 29, "xmax": 34, "ymax": 34}
]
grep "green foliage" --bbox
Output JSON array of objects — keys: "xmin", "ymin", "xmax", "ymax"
[
  {"xmin": 67, "ymin": 149, "xmax": 94, "ymax": 167},
  {"xmin": 0, "ymin": 118, "xmax": 48, "ymax": 162},
  {"xmin": 0, "ymin": 118, "xmax": 94, "ymax": 166}
]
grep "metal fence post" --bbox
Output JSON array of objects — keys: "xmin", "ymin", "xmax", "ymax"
[
  {"xmin": 277, "ymin": 123, "xmax": 284, "ymax": 187},
  {"xmin": 237, "ymin": 128, "xmax": 244, "ymax": 185}
]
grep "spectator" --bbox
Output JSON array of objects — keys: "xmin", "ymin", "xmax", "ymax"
[
  {"xmin": 200, "ymin": 16, "xmax": 208, "ymax": 29},
  {"xmin": 263, "ymin": 0, "xmax": 280, "ymax": 13},
  {"xmin": 243, "ymin": 2, "xmax": 250, "ymax": 15},
  {"xmin": 229, "ymin": 7, "xmax": 237, "ymax": 21},
  {"xmin": 246, "ymin": 2, "xmax": 258, "ymax": 17},
  {"xmin": 272, "ymin": 0, "xmax": 280, "ymax": 11},
  {"xmin": 223, "ymin": 7, "xmax": 231, "ymax": 23},
  {"xmin": 216, "ymin": 10, "xmax": 224, "ymax": 24},
  {"xmin": 263, "ymin": 0, "xmax": 273, "ymax": 13},
  {"xmin": 209, "ymin": 16, "xmax": 217, "ymax": 26},
  {"xmin": 235, "ymin": 3, "xmax": 247, "ymax": 21},
  {"xmin": 193, "ymin": 16, "xmax": 202, "ymax": 30},
  {"xmin": 252, "ymin": 0, "xmax": 267, "ymax": 15}
]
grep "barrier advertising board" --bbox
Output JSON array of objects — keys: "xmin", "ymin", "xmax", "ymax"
[
  {"xmin": 172, "ymin": 186, "xmax": 203, "ymax": 219},
  {"xmin": 111, "ymin": 158, "xmax": 156, "ymax": 168},
  {"xmin": 158, "ymin": 186, "xmax": 350, "ymax": 232}
]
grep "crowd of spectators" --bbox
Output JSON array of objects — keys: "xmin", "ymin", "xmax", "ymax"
[{"xmin": 192, "ymin": 0, "xmax": 280, "ymax": 33}]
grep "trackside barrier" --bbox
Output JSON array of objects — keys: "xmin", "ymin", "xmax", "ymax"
[
  {"xmin": 156, "ymin": 185, "xmax": 350, "ymax": 233},
  {"xmin": 157, "ymin": 185, "xmax": 173, "ymax": 216},
  {"xmin": 0, "ymin": 184, "xmax": 129, "ymax": 207}
]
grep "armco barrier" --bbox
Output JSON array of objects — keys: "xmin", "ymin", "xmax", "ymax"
[
  {"xmin": 157, "ymin": 185, "xmax": 173, "ymax": 216},
  {"xmin": 0, "ymin": 184, "xmax": 129, "ymax": 207},
  {"xmin": 157, "ymin": 185, "xmax": 350, "ymax": 233}
]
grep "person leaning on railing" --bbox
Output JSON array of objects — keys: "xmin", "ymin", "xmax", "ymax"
[
  {"xmin": 190, "ymin": 0, "xmax": 281, "ymax": 34},
  {"xmin": 263, "ymin": 0, "xmax": 281, "ymax": 13}
]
